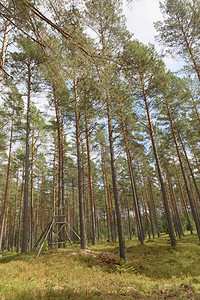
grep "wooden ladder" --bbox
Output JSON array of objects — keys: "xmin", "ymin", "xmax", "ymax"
[
  {"xmin": 33, "ymin": 219, "xmax": 54, "ymax": 257},
  {"xmin": 33, "ymin": 209, "xmax": 75, "ymax": 257}
]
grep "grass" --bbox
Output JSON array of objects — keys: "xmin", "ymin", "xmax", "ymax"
[{"xmin": 0, "ymin": 232, "xmax": 200, "ymax": 299}]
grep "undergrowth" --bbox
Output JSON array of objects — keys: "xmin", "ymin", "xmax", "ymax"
[{"xmin": 0, "ymin": 232, "xmax": 200, "ymax": 299}]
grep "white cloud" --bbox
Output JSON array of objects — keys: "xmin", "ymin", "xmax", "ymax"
[
  {"xmin": 123, "ymin": 0, "xmax": 162, "ymax": 45},
  {"xmin": 123, "ymin": 0, "xmax": 184, "ymax": 72}
]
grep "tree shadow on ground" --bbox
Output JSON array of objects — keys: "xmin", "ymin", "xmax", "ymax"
[
  {"xmin": 1, "ymin": 234, "xmax": 200, "ymax": 282},
  {"xmin": 0, "ymin": 253, "xmax": 24, "ymax": 263},
  {"xmin": 7, "ymin": 284, "xmax": 199, "ymax": 300},
  {"xmin": 6, "ymin": 288, "xmax": 145, "ymax": 300},
  {"xmin": 73, "ymin": 234, "xmax": 200, "ymax": 281}
]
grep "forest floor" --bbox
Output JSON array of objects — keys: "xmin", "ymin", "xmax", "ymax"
[{"xmin": 0, "ymin": 233, "xmax": 200, "ymax": 299}]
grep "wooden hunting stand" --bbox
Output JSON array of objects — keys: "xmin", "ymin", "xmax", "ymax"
[{"xmin": 33, "ymin": 207, "xmax": 79, "ymax": 257}]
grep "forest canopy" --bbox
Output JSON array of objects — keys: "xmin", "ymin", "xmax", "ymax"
[{"xmin": 0, "ymin": 0, "xmax": 200, "ymax": 260}]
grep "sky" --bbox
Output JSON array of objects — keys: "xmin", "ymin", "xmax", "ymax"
[
  {"xmin": 123, "ymin": 0, "xmax": 184, "ymax": 72},
  {"xmin": 0, "ymin": 0, "xmax": 184, "ymax": 107}
]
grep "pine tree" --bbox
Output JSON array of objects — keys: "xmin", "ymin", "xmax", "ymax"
[{"xmin": 155, "ymin": 0, "xmax": 200, "ymax": 80}]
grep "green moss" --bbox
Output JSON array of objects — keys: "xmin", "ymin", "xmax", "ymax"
[{"xmin": 0, "ymin": 233, "xmax": 200, "ymax": 299}]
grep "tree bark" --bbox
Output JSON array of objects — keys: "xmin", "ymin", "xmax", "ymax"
[
  {"xmin": 122, "ymin": 171, "xmax": 132, "ymax": 240},
  {"xmin": 162, "ymin": 151, "xmax": 184, "ymax": 238},
  {"xmin": 148, "ymin": 178, "xmax": 160, "ymax": 237},
  {"xmin": 142, "ymin": 85, "xmax": 176, "ymax": 246},
  {"xmin": 176, "ymin": 15, "xmax": 200, "ymax": 82},
  {"xmin": 53, "ymin": 85, "xmax": 64, "ymax": 247},
  {"xmin": 191, "ymin": 97, "xmax": 200, "ymax": 127},
  {"xmin": 2, "ymin": 175, "xmax": 12, "ymax": 253},
  {"xmin": 41, "ymin": 174, "xmax": 46, "ymax": 232},
  {"xmin": 74, "ymin": 74, "xmax": 87, "ymax": 249},
  {"xmin": 0, "ymin": 19, "xmax": 10, "ymax": 91},
  {"xmin": 7, "ymin": 201, "xmax": 13, "ymax": 251},
  {"xmin": 22, "ymin": 58, "xmax": 31, "ymax": 253},
  {"xmin": 17, "ymin": 164, "xmax": 25, "ymax": 253},
  {"xmin": 52, "ymin": 86, "xmax": 62, "ymax": 210},
  {"xmin": 191, "ymin": 144, "xmax": 200, "ymax": 175},
  {"xmin": 30, "ymin": 130, "xmax": 34, "ymax": 250},
  {"xmin": 142, "ymin": 173, "xmax": 155, "ymax": 238},
  {"xmin": 104, "ymin": 162, "xmax": 116, "ymax": 241},
  {"xmin": 85, "ymin": 104, "xmax": 96, "ymax": 245},
  {"xmin": 52, "ymin": 141, "xmax": 57, "ymax": 217},
  {"xmin": 35, "ymin": 176, "xmax": 39, "ymax": 244},
  {"xmin": 121, "ymin": 113, "xmax": 144, "ymax": 243},
  {"xmin": 137, "ymin": 164, "xmax": 151, "ymax": 239},
  {"xmin": 100, "ymin": 146, "xmax": 110, "ymax": 241},
  {"xmin": 188, "ymin": 176, "xmax": 199, "ymax": 216},
  {"xmin": 166, "ymin": 101, "xmax": 200, "ymax": 240},
  {"xmin": 11, "ymin": 170, "xmax": 19, "ymax": 251},
  {"xmin": 173, "ymin": 158, "xmax": 193, "ymax": 234},
  {"xmin": 105, "ymin": 96, "xmax": 126, "ymax": 259},
  {"xmin": 61, "ymin": 110, "xmax": 65, "ymax": 214},
  {"xmin": 99, "ymin": 23, "xmax": 126, "ymax": 259},
  {"xmin": 66, "ymin": 185, "xmax": 71, "ymax": 239},
  {"xmin": 0, "ymin": 107, "xmax": 14, "ymax": 251},
  {"xmin": 178, "ymin": 131, "xmax": 200, "ymax": 204}
]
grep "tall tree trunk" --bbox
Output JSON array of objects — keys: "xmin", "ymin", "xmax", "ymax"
[
  {"xmin": 163, "ymin": 175, "xmax": 178, "ymax": 236},
  {"xmin": 166, "ymin": 101, "xmax": 200, "ymax": 240},
  {"xmin": 61, "ymin": 111, "xmax": 65, "ymax": 212},
  {"xmin": 30, "ymin": 130, "xmax": 34, "ymax": 250},
  {"xmin": 41, "ymin": 174, "xmax": 46, "ymax": 232},
  {"xmin": 142, "ymin": 85, "xmax": 176, "ymax": 246},
  {"xmin": 66, "ymin": 185, "xmax": 71, "ymax": 239},
  {"xmin": 188, "ymin": 176, "xmax": 199, "ymax": 215},
  {"xmin": 104, "ymin": 163, "xmax": 116, "ymax": 241},
  {"xmin": 22, "ymin": 58, "xmax": 31, "ymax": 253},
  {"xmin": 52, "ymin": 141, "xmax": 57, "ymax": 217},
  {"xmin": 61, "ymin": 111, "xmax": 65, "ymax": 247},
  {"xmin": 17, "ymin": 164, "xmax": 25, "ymax": 253},
  {"xmin": 191, "ymin": 97, "xmax": 200, "ymax": 127},
  {"xmin": 191, "ymin": 144, "xmax": 200, "ymax": 174},
  {"xmin": 72, "ymin": 178, "xmax": 75, "ymax": 241},
  {"xmin": 176, "ymin": 14, "xmax": 200, "ymax": 81},
  {"xmin": 2, "ymin": 175, "xmax": 12, "ymax": 253},
  {"xmin": 74, "ymin": 74, "xmax": 86, "ymax": 249},
  {"xmin": 53, "ymin": 86, "xmax": 62, "ymax": 208},
  {"xmin": 11, "ymin": 170, "xmax": 19, "ymax": 251},
  {"xmin": 7, "ymin": 201, "xmax": 13, "ymax": 251},
  {"xmin": 162, "ymin": 149, "xmax": 184, "ymax": 238},
  {"xmin": 0, "ymin": 19, "xmax": 10, "ymax": 91},
  {"xmin": 122, "ymin": 171, "xmax": 132, "ymax": 240},
  {"xmin": 85, "ymin": 104, "xmax": 96, "ymax": 245},
  {"xmin": 148, "ymin": 178, "xmax": 160, "ymax": 237},
  {"xmin": 85, "ymin": 184, "xmax": 90, "ymax": 244},
  {"xmin": 178, "ymin": 131, "xmax": 200, "ymax": 204},
  {"xmin": 53, "ymin": 85, "xmax": 64, "ymax": 247},
  {"xmin": 173, "ymin": 158, "xmax": 193, "ymax": 234},
  {"xmin": 106, "ymin": 96, "xmax": 126, "ymax": 259},
  {"xmin": 0, "ymin": 107, "xmax": 14, "ymax": 251},
  {"xmin": 99, "ymin": 25, "xmax": 126, "ymax": 258},
  {"xmin": 137, "ymin": 164, "xmax": 151, "ymax": 239},
  {"xmin": 100, "ymin": 146, "xmax": 110, "ymax": 241},
  {"xmin": 35, "ymin": 176, "xmax": 39, "ymax": 244},
  {"xmin": 121, "ymin": 113, "xmax": 144, "ymax": 243},
  {"xmin": 142, "ymin": 173, "xmax": 155, "ymax": 238},
  {"xmin": 110, "ymin": 186, "xmax": 117, "ymax": 241}
]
